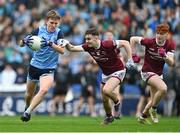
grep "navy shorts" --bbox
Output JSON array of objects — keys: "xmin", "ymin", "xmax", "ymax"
[{"xmin": 27, "ymin": 65, "xmax": 55, "ymax": 81}]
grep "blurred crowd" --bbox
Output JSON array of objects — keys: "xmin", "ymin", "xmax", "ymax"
[{"xmin": 0, "ymin": 0, "xmax": 179, "ymax": 116}]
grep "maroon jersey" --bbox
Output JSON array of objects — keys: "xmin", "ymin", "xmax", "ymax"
[
  {"xmin": 140, "ymin": 38, "xmax": 176, "ymax": 75},
  {"xmin": 82, "ymin": 40, "xmax": 124, "ymax": 75}
]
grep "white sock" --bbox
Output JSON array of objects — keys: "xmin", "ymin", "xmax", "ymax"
[
  {"xmin": 115, "ymin": 101, "xmax": 120, "ymax": 106},
  {"xmin": 25, "ymin": 108, "xmax": 31, "ymax": 114}
]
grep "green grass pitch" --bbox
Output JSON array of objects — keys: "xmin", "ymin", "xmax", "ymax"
[{"xmin": 0, "ymin": 115, "xmax": 180, "ymax": 132}]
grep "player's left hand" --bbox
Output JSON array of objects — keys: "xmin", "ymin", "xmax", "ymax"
[
  {"xmin": 57, "ymin": 39, "xmax": 69, "ymax": 47},
  {"xmin": 41, "ymin": 37, "xmax": 53, "ymax": 47},
  {"xmin": 22, "ymin": 35, "xmax": 33, "ymax": 46},
  {"xmin": 158, "ymin": 48, "xmax": 167, "ymax": 58},
  {"xmin": 126, "ymin": 58, "xmax": 136, "ymax": 69}
]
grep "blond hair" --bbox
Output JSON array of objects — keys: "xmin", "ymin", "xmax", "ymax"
[{"xmin": 46, "ymin": 10, "xmax": 60, "ymax": 20}]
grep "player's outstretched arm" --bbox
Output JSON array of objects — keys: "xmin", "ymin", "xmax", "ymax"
[
  {"xmin": 116, "ymin": 40, "xmax": 132, "ymax": 59},
  {"xmin": 57, "ymin": 39, "xmax": 84, "ymax": 52},
  {"xmin": 116, "ymin": 40, "xmax": 136, "ymax": 69},
  {"xmin": 163, "ymin": 52, "xmax": 175, "ymax": 66},
  {"xmin": 40, "ymin": 37, "xmax": 65, "ymax": 54},
  {"xmin": 66, "ymin": 43, "xmax": 84, "ymax": 52},
  {"xmin": 51, "ymin": 43, "xmax": 65, "ymax": 54},
  {"xmin": 130, "ymin": 36, "xmax": 143, "ymax": 54}
]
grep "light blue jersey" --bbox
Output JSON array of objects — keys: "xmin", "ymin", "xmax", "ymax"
[{"xmin": 30, "ymin": 25, "xmax": 63, "ymax": 69}]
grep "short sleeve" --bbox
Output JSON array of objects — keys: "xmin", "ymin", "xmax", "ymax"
[
  {"xmin": 140, "ymin": 38, "xmax": 150, "ymax": 46},
  {"xmin": 31, "ymin": 28, "xmax": 39, "ymax": 36},
  {"xmin": 168, "ymin": 40, "xmax": 176, "ymax": 53},
  {"xmin": 82, "ymin": 43, "xmax": 88, "ymax": 51},
  {"xmin": 57, "ymin": 30, "xmax": 64, "ymax": 39}
]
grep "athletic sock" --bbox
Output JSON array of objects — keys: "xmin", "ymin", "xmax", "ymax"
[
  {"xmin": 142, "ymin": 113, "xmax": 148, "ymax": 118},
  {"xmin": 25, "ymin": 108, "xmax": 31, "ymax": 114},
  {"xmin": 114, "ymin": 100, "xmax": 120, "ymax": 105},
  {"xmin": 152, "ymin": 106, "xmax": 157, "ymax": 110},
  {"xmin": 106, "ymin": 113, "xmax": 112, "ymax": 117}
]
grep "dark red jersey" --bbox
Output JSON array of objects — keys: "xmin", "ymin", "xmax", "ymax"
[
  {"xmin": 140, "ymin": 38, "xmax": 176, "ymax": 75},
  {"xmin": 82, "ymin": 40, "xmax": 124, "ymax": 75}
]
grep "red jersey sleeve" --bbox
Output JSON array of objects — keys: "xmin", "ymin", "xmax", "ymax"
[
  {"xmin": 140, "ymin": 38, "xmax": 153, "ymax": 46},
  {"xmin": 168, "ymin": 40, "xmax": 176, "ymax": 53}
]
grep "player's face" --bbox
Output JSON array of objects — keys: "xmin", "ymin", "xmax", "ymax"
[
  {"xmin": 156, "ymin": 33, "xmax": 168, "ymax": 44},
  {"xmin": 46, "ymin": 18, "xmax": 60, "ymax": 32},
  {"xmin": 85, "ymin": 34, "xmax": 98, "ymax": 47}
]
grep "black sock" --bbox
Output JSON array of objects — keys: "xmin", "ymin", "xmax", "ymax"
[
  {"xmin": 106, "ymin": 113, "xmax": 112, "ymax": 117},
  {"xmin": 25, "ymin": 106, "xmax": 28, "ymax": 111},
  {"xmin": 114, "ymin": 100, "xmax": 119, "ymax": 105},
  {"xmin": 142, "ymin": 113, "xmax": 148, "ymax": 118},
  {"xmin": 152, "ymin": 106, "xmax": 157, "ymax": 110}
]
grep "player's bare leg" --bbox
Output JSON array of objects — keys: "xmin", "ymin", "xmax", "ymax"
[
  {"xmin": 148, "ymin": 75, "xmax": 167, "ymax": 123},
  {"xmin": 25, "ymin": 80, "xmax": 37, "ymax": 110},
  {"xmin": 20, "ymin": 80, "xmax": 37, "ymax": 122},
  {"xmin": 142, "ymin": 86, "xmax": 156, "ymax": 115},
  {"xmin": 136, "ymin": 96, "xmax": 145, "ymax": 117},
  {"xmin": 21, "ymin": 76, "xmax": 53, "ymax": 122},
  {"xmin": 138, "ymin": 87, "xmax": 156, "ymax": 124},
  {"xmin": 27, "ymin": 75, "xmax": 53, "ymax": 113},
  {"xmin": 101, "ymin": 84, "xmax": 114, "ymax": 125},
  {"xmin": 101, "ymin": 78, "xmax": 121, "ymax": 125},
  {"xmin": 103, "ymin": 77, "xmax": 120, "ymax": 104},
  {"xmin": 112, "ymin": 85, "xmax": 122, "ymax": 119},
  {"xmin": 148, "ymin": 76, "xmax": 167, "ymax": 107}
]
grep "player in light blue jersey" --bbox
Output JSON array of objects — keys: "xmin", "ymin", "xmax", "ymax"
[{"xmin": 19, "ymin": 10, "xmax": 64, "ymax": 122}]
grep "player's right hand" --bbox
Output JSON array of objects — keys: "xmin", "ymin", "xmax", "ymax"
[
  {"xmin": 57, "ymin": 39, "xmax": 69, "ymax": 47},
  {"xmin": 126, "ymin": 58, "xmax": 136, "ymax": 69},
  {"xmin": 132, "ymin": 54, "xmax": 141, "ymax": 63},
  {"xmin": 158, "ymin": 48, "xmax": 167, "ymax": 58},
  {"xmin": 41, "ymin": 37, "xmax": 53, "ymax": 47},
  {"xmin": 22, "ymin": 35, "xmax": 33, "ymax": 46}
]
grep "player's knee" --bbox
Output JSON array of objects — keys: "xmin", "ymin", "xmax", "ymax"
[
  {"xmin": 102, "ymin": 88, "xmax": 111, "ymax": 96},
  {"xmin": 161, "ymin": 85, "xmax": 167, "ymax": 95},
  {"xmin": 39, "ymin": 88, "xmax": 48, "ymax": 95}
]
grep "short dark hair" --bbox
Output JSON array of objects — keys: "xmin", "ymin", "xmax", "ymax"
[
  {"xmin": 85, "ymin": 27, "xmax": 99, "ymax": 36},
  {"xmin": 46, "ymin": 10, "xmax": 61, "ymax": 20}
]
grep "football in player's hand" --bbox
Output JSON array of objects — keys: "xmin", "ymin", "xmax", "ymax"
[{"xmin": 27, "ymin": 36, "xmax": 42, "ymax": 51}]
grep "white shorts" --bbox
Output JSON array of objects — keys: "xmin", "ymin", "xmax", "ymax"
[
  {"xmin": 141, "ymin": 71, "xmax": 163, "ymax": 82},
  {"xmin": 101, "ymin": 69, "xmax": 126, "ymax": 84}
]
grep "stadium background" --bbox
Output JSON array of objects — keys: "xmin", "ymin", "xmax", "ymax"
[{"xmin": 0, "ymin": 0, "xmax": 179, "ymax": 117}]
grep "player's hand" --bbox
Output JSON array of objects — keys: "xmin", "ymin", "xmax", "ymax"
[
  {"xmin": 22, "ymin": 35, "xmax": 33, "ymax": 46},
  {"xmin": 57, "ymin": 39, "xmax": 69, "ymax": 47},
  {"xmin": 132, "ymin": 54, "xmax": 141, "ymax": 63},
  {"xmin": 41, "ymin": 37, "xmax": 53, "ymax": 47},
  {"xmin": 126, "ymin": 58, "xmax": 136, "ymax": 69},
  {"xmin": 158, "ymin": 48, "xmax": 167, "ymax": 58}
]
